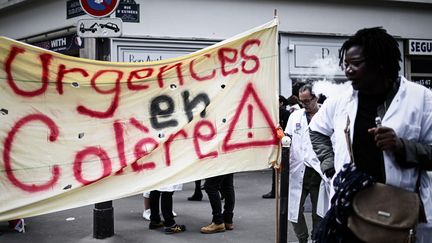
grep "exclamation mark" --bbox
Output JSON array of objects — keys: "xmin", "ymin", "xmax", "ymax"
[{"xmin": 247, "ymin": 104, "xmax": 253, "ymax": 138}]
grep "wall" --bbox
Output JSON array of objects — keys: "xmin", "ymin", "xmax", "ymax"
[
  {"xmin": 0, "ymin": 0, "xmax": 431, "ymax": 97},
  {"xmin": 0, "ymin": 0, "xmax": 432, "ymax": 40}
]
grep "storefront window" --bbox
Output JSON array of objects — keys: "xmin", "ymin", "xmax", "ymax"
[{"xmin": 410, "ymin": 57, "xmax": 432, "ymax": 90}]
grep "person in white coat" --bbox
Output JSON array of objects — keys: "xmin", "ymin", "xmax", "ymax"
[
  {"xmin": 285, "ymin": 84, "xmax": 326, "ymax": 243},
  {"xmin": 149, "ymin": 184, "xmax": 185, "ymax": 234},
  {"xmin": 309, "ymin": 27, "xmax": 432, "ymax": 242}
]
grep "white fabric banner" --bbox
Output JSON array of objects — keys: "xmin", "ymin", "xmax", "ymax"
[{"xmin": 0, "ymin": 19, "xmax": 279, "ymax": 221}]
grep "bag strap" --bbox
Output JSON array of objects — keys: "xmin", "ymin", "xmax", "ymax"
[{"xmin": 344, "ymin": 115, "xmax": 355, "ymax": 164}]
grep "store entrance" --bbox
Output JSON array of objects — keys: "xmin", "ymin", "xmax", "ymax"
[{"xmin": 409, "ymin": 57, "xmax": 432, "ymax": 90}]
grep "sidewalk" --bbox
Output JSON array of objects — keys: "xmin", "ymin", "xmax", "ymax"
[{"xmin": 0, "ymin": 170, "xmax": 313, "ymax": 243}]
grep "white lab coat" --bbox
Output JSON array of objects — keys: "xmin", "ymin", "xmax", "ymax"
[
  {"xmin": 285, "ymin": 109, "xmax": 330, "ymax": 222},
  {"xmin": 309, "ymin": 76, "xmax": 432, "ymax": 241},
  {"xmin": 143, "ymin": 184, "xmax": 183, "ymax": 197},
  {"xmin": 158, "ymin": 184, "xmax": 183, "ymax": 192}
]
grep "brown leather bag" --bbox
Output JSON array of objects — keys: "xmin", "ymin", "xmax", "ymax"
[
  {"xmin": 347, "ymin": 182, "xmax": 420, "ymax": 243},
  {"xmin": 343, "ymin": 116, "xmax": 420, "ymax": 243}
]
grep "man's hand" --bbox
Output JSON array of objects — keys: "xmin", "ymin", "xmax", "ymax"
[
  {"xmin": 368, "ymin": 126, "xmax": 403, "ymax": 152},
  {"xmin": 324, "ymin": 167, "xmax": 335, "ymax": 179}
]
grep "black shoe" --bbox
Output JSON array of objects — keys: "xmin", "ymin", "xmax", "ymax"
[
  {"xmin": 299, "ymin": 237, "xmax": 308, "ymax": 243},
  {"xmin": 164, "ymin": 224, "xmax": 186, "ymax": 234},
  {"xmin": 188, "ymin": 193, "xmax": 203, "ymax": 201},
  {"xmin": 262, "ymin": 192, "xmax": 275, "ymax": 199},
  {"xmin": 149, "ymin": 221, "xmax": 164, "ymax": 229}
]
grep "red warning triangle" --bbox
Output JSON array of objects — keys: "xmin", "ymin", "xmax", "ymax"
[{"xmin": 222, "ymin": 82, "xmax": 278, "ymax": 152}]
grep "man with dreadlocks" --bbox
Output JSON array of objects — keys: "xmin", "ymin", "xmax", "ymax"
[{"xmin": 309, "ymin": 27, "xmax": 432, "ymax": 242}]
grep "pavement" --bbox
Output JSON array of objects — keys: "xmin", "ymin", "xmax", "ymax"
[{"xmin": 0, "ymin": 169, "xmax": 313, "ymax": 243}]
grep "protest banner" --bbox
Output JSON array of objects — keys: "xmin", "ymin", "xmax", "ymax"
[{"xmin": 0, "ymin": 19, "xmax": 279, "ymax": 221}]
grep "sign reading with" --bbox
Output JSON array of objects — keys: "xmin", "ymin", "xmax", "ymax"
[
  {"xmin": 31, "ymin": 33, "xmax": 84, "ymax": 53},
  {"xmin": 0, "ymin": 19, "xmax": 279, "ymax": 221}
]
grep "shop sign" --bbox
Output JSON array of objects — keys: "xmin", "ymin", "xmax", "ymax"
[
  {"xmin": 294, "ymin": 44, "xmax": 341, "ymax": 68},
  {"xmin": 116, "ymin": 0, "xmax": 140, "ymax": 23},
  {"xmin": 412, "ymin": 76, "xmax": 432, "ymax": 90},
  {"xmin": 66, "ymin": 0, "xmax": 85, "ymax": 19},
  {"xmin": 122, "ymin": 50, "xmax": 187, "ymax": 62},
  {"xmin": 408, "ymin": 40, "xmax": 432, "ymax": 55},
  {"xmin": 31, "ymin": 33, "xmax": 84, "ymax": 54}
]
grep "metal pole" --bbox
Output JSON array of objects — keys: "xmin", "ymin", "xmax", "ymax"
[
  {"xmin": 278, "ymin": 147, "xmax": 289, "ymax": 243},
  {"xmin": 275, "ymin": 167, "xmax": 280, "ymax": 243},
  {"xmin": 93, "ymin": 37, "xmax": 114, "ymax": 239},
  {"xmin": 93, "ymin": 201, "xmax": 114, "ymax": 239}
]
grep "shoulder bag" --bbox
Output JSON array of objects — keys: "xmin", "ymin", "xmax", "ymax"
[{"xmin": 344, "ymin": 116, "xmax": 420, "ymax": 243}]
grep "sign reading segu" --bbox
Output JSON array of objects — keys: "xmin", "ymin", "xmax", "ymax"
[{"xmin": 409, "ymin": 40, "xmax": 432, "ymax": 55}]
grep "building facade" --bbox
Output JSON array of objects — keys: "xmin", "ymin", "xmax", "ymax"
[{"xmin": 1, "ymin": 0, "xmax": 431, "ymax": 97}]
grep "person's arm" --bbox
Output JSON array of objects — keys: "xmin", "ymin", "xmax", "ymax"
[
  {"xmin": 368, "ymin": 126, "xmax": 432, "ymax": 171},
  {"xmin": 396, "ymin": 139, "xmax": 432, "ymax": 171},
  {"xmin": 309, "ymin": 96, "xmax": 337, "ymax": 178},
  {"xmin": 310, "ymin": 130, "xmax": 335, "ymax": 178}
]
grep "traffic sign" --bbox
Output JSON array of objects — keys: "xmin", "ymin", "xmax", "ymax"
[
  {"xmin": 79, "ymin": 0, "xmax": 119, "ymax": 18},
  {"xmin": 77, "ymin": 18, "xmax": 122, "ymax": 38}
]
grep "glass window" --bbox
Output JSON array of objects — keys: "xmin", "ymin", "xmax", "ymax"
[{"xmin": 411, "ymin": 58, "xmax": 432, "ymax": 73}]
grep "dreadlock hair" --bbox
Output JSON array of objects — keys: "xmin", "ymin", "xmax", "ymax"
[{"xmin": 339, "ymin": 27, "xmax": 401, "ymax": 82}]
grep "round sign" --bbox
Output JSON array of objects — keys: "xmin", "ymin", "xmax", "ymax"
[{"xmin": 79, "ymin": 0, "xmax": 119, "ymax": 18}]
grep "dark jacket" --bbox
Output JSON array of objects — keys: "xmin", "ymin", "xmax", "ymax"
[{"xmin": 279, "ymin": 107, "xmax": 290, "ymax": 130}]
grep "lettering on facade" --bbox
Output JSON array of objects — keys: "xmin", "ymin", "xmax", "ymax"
[
  {"xmin": 128, "ymin": 54, "xmax": 163, "ymax": 62},
  {"xmin": 51, "ymin": 38, "xmax": 67, "ymax": 48},
  {"xmin": 409, "ymin": 40, "xmax": 432, "ymax": 55},
  {"xmin": 32, "ymin": 34, "xmax": 84, "ymax": 53},
  {"xmin": 116, "ymin": 1, "xmax": 140, "ymax": 23},
  {"xmin": 412, "ymin": 77, "xmax": 432, "ymax": 90},
  {"xmin": 66, "ymin": 0, "xmax": 85, "ymax": 19}
]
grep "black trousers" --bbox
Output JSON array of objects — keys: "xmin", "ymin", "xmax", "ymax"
[
  {"xmin": 204, "ymin": 173, "xmax": 235, "ymax": 224},
  {"xmin": 149, "ymin": 190, "xmax": 175, "ymax": 227}
]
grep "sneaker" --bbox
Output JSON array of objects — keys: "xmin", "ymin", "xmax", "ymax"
[
  {"xmin": 144, "ymin": 209, "xmax": 176, "ymax": 219},
  {"xmin": 200, "ymin": 222, "xmax": 226, "ymax": 234},
  {"xmin": 142, "ymin": 209, "xmax": 151, "ymax": 221},
  {"xmin": 225, "ymin": 223, "xmax": 234, "ymax": 230},
  {"xmin": 8, "ymin": 219, "xmax": 25, "ymax": 233},
  {"xmin": 149, "ymin": 221, "xmax": 164, "ymax": 229},
  {"xmin": 164, "ymin": 224, "xmax": 186, "ymax": 234}
]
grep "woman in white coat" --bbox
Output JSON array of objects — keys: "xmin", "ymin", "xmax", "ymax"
[
  {"xmin": 285, "ymin": 85, "xmax": 329, "ymax": 243},
  {"xmin": 310, "ymin": 27, "xmax": 432, "ymax": 242}
]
